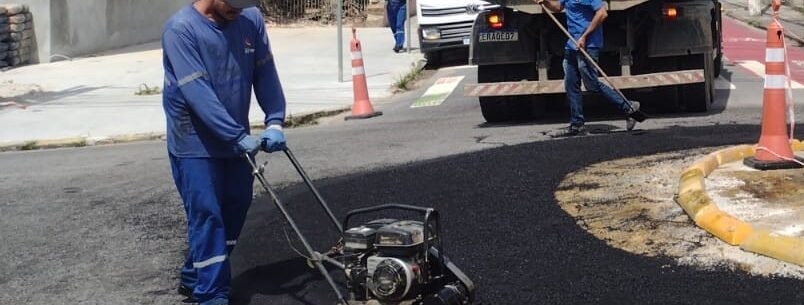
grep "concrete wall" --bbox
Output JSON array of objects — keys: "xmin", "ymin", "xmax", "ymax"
[{"xmin": 1, "ymin": 0, "xmax": 189, "ymax": 62}]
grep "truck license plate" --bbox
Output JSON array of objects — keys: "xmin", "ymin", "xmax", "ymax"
[{"xmin": 479, "ymin": 31, "xmax": 518, "ymax": 42}]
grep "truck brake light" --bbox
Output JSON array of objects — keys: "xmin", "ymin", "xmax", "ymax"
[
  {"xmin": 487, "ymin": 12, "xmax": 504, "ymax": 29},
  {"xmin": 662, "ymin": 5, "xmax": 678, "ymax": 21}
]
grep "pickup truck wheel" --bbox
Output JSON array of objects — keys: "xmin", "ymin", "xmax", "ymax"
[{"xmin": 425, "ymin": 51, "xmax": 441, "ymax": 68}]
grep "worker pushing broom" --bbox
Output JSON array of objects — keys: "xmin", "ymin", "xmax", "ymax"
[{"xmin": 536, "ymin": 0, "xmax": 647, "ymax": 136}]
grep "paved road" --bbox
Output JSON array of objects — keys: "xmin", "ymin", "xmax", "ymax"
[{"xmin": 1, "ymin": 15, "xmax": 802, "ymax": 305}]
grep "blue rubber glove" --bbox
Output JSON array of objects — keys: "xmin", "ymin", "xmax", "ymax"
[
  {"xmin": 260, "ymin": 125, "xmax": 287, "ymax": 153},
  {"xmin": 236, "ymin": 135, "xmax": 261, "ymax": 156}
]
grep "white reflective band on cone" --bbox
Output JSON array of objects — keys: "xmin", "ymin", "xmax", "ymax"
[
  {"xmin": 766, "ymin": 48, "xmax": 785, "ymax": 63},
  {"xmin": 193, "ymin": 255, "xmax": 226, "ymax": 269},
  {"xmin": 765, "ymin": 75, "xmax": 787, "ymax": 89},
  {"xmin": 351, "ymin": 51, "xmax": 362, "ymax": 60},
  {"xmin": 352, "ymin": 66, "xmax": 365, "ymax": 76}
]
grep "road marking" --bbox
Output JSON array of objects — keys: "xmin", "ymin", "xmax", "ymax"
[
  {"xmin": 715, "ymin": 76, "xmax": 736, "ymax": 90},
  {"xmin": 735, "ymin": 60, "xmax": 804, "ymax": 89},
  {"xmin": 412, "ymin": 76, "xmax": 465, "ymax": 108},
  {"xmin": 439, "ymin": 65, "xmax": 475, "ymax": 72}
]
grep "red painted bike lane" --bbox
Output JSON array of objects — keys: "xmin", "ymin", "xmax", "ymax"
[{"xmin": 722, "ymin": 15, "xmax": 804, "ymax": 84}]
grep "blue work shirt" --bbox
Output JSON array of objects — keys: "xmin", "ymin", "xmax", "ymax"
[
  {"xmin": 162, "ymin": 5, "xmax": 286, "ymax": 158},
  {"xmin": 559, "ymin": 0, "xmax": 604, "ymax": 50}
]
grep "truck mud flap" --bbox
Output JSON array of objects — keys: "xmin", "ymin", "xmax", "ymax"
[{"xmin": 465, "ymin": 69, "xmax": 704, "ymax": 97}]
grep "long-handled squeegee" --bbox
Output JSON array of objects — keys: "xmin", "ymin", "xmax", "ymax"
[{"xmin": 539, "ymin": 2, "xmax": 648, "ymax": 122}]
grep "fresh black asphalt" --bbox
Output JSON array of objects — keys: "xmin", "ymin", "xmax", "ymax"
[{"xmin": 231, "ymin": 124, "xmax": 804, "ymax": 305}]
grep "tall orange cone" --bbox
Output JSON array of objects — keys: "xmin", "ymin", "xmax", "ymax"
[
  {"xmin": 744, "ymin": 5, "xmax": 803, "ymax": 170},
  {"xmin": 345, "ymin": 28, "xmax": 382, "ymax": 120}
]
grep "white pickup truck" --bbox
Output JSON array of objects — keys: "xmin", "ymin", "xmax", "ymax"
[{"xmin": 416, "ymin": 0, "xmax": 489, "ymax": 65}]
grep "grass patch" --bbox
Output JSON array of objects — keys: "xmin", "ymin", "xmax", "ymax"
[
  {"xmin": 20, "ymin": 141, "xmax": 36, "ymax": 150},
  {"xmin": 249, "ymin": 108, "xmax": 350, "ymax": 132},
  {"xmin": 135, "ymin": 84, "xmax": 162, "ymax": 96},
  {"xmin": 393, "ymin": 62, "xmax": 425, "ymax": 92},
  {"xmin": 71, "ymin": 139, "xmax": 87, "ymax": 148},
  {"xmin": 284, "ymin": 108, "xmax": 350, "ymax": 128}
]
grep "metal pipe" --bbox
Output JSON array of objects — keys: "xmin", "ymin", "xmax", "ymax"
[
  {"xmin": 245, "ymin": 154, "xmax": 348, "ymax": 304},
  {"xmin": 406, "ymin": 0, "xmax": 411, "ymax": 53},
  {"xmin": 338, "ymin": 0, "xmax": 344, "ymax": 82},
  {"xmin": 284, "ymin": 148, "xmax": 344, "ymax": 233},
  {"xmin": 316, "ymin": 252, "xmax": 347, "ymax": 270}
]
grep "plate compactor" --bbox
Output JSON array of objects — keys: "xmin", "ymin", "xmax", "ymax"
[{"xmin": 245, "ymin": 148, "xmax": 476, "ymax": 305}]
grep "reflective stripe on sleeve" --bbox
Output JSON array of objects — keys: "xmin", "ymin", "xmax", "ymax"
[
  {"xmin": 178, "ymin": 71, "xmax": 208, "ymax": 87},
  {"xmin": 193, "ymin": 255, "xmax": 227, "ymax": 269}
]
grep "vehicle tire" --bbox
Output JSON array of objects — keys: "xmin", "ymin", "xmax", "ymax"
[
  {"xmin": 680, "ymin": 53, "xmax": 715, "ymax": 112},
  {"xmin": 478, "ymin": 64, "xmax": 540, "ymax": 123},
  {"xmin": 424, "ymin": 51, "xmax": 441, "ymax": 68},
  {"xmin": 714, "ymin": 52, "xmax": 722, "ymax": 78}
]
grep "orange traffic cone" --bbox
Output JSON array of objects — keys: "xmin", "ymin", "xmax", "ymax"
[
  {"xmin": 345, "ymin": 28, "xmax": 382, "ymax": 120},
  {"xmin": 744, "ymin": 15, "xmax": 803, "ymax": 170}
]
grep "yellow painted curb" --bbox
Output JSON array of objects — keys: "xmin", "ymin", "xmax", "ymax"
[
  {"xmin": 675, "ymin": 190, "xmax": 716, "ymax": 220},
  {"xmin": 741, "ymin": 231, "xmax": 804, "ymax": 266},
  {"xmin": 693, "ymin": 207, "xmax": 753, "ymax": 246},
  {"xmin": 678, "ymin": 169, "xmax": 705, "ymax": 195},
  {"xmin": 793, "ymin": 139, "xmax": 803, "ymax": 151},
  {"xmin": 675, "ymin": 141, "xmax": 803, "ymax": 266}
]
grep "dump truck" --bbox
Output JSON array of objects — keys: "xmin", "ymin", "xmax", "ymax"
[{"xmin": 464, "ymin": 0, "xmax": 722, "ymax": 122}]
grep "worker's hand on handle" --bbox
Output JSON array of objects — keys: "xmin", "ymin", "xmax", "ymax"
[
  {"xmin": 236, "ymin": 134, "xmax": 261, "ymax": 158},
  {"xmin": 260, "ymin": 125, "xmax": 287, "ymax": 153}
]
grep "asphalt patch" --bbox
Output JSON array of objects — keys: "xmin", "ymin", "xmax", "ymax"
[{"xmin": 232, "ymin": 124, "xmax": 804, "ymax": 305}]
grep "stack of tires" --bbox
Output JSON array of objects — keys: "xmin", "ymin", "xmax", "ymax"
[{"xmin": 0, "ymin": 4, "xmax": 33, "ymax": 68}]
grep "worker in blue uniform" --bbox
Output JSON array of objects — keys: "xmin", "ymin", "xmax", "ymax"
[
  {"xmin": 387, "ymin": 0, "xmax": 407, "ymax": 52},
  {"xmin": 537, "ymin": 0, "xmax": 641, "ymax": 136},
  {"xmin": 162, "ymin": 1, "xmax": 287, "ymax": 304}
]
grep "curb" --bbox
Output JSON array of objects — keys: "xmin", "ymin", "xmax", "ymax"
[
  {"xmin": 675, "ymin": 140, "xmax": 804, "ymax": 266},
  {"xmin": 0, "ymin": 107, "xmax": 350, "ymax": 153}
]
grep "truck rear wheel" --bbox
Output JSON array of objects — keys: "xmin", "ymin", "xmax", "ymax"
[
  {"xmin": 477, "ymin": 64, "xmax": 540, "ymax": 123},
  {"xmin": 680, "ymin": 53, "xmax": 715, "ymax": 112}
]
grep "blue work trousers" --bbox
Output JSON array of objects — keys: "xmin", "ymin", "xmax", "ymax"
[
  {"xmin": 387, "ymin": 0, "xmax": 407, "ymax": 47},
  {"xmin": 169, "ymin": 156, "xmax": 254, "ymax": 305},
  {"xmin": 563, "ymin": 48, "xmax": 631, "ymax": 127}
]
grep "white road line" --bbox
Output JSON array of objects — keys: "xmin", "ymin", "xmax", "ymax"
[
  {"xmin": 715, "ymin": 76, "xmax": 736, "ymax": 90},
  {"xmin": 735, "ymin": 60, "xmax": 804, "ymax": 89}
]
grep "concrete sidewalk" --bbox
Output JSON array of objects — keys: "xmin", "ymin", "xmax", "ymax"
[{"xmin": 0, "ymin": 26, "xmax": 423, "ymax": 146}]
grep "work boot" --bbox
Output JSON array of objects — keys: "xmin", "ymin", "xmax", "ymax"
[
  {"xmin": 177, "ymin": 284, "xmax": 196, "ymax": 303},
  {"xmin": 568, "ymin": 124, "xmax": 588, "ymax": 136},
  {"xmin": 626, "ymin": 101, "xmax": 640, "ymax": 131}
]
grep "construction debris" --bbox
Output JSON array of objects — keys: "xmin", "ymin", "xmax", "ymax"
[{"xmin": 0, "ymin": 4, "xmax": 33, "ymax": 68}]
